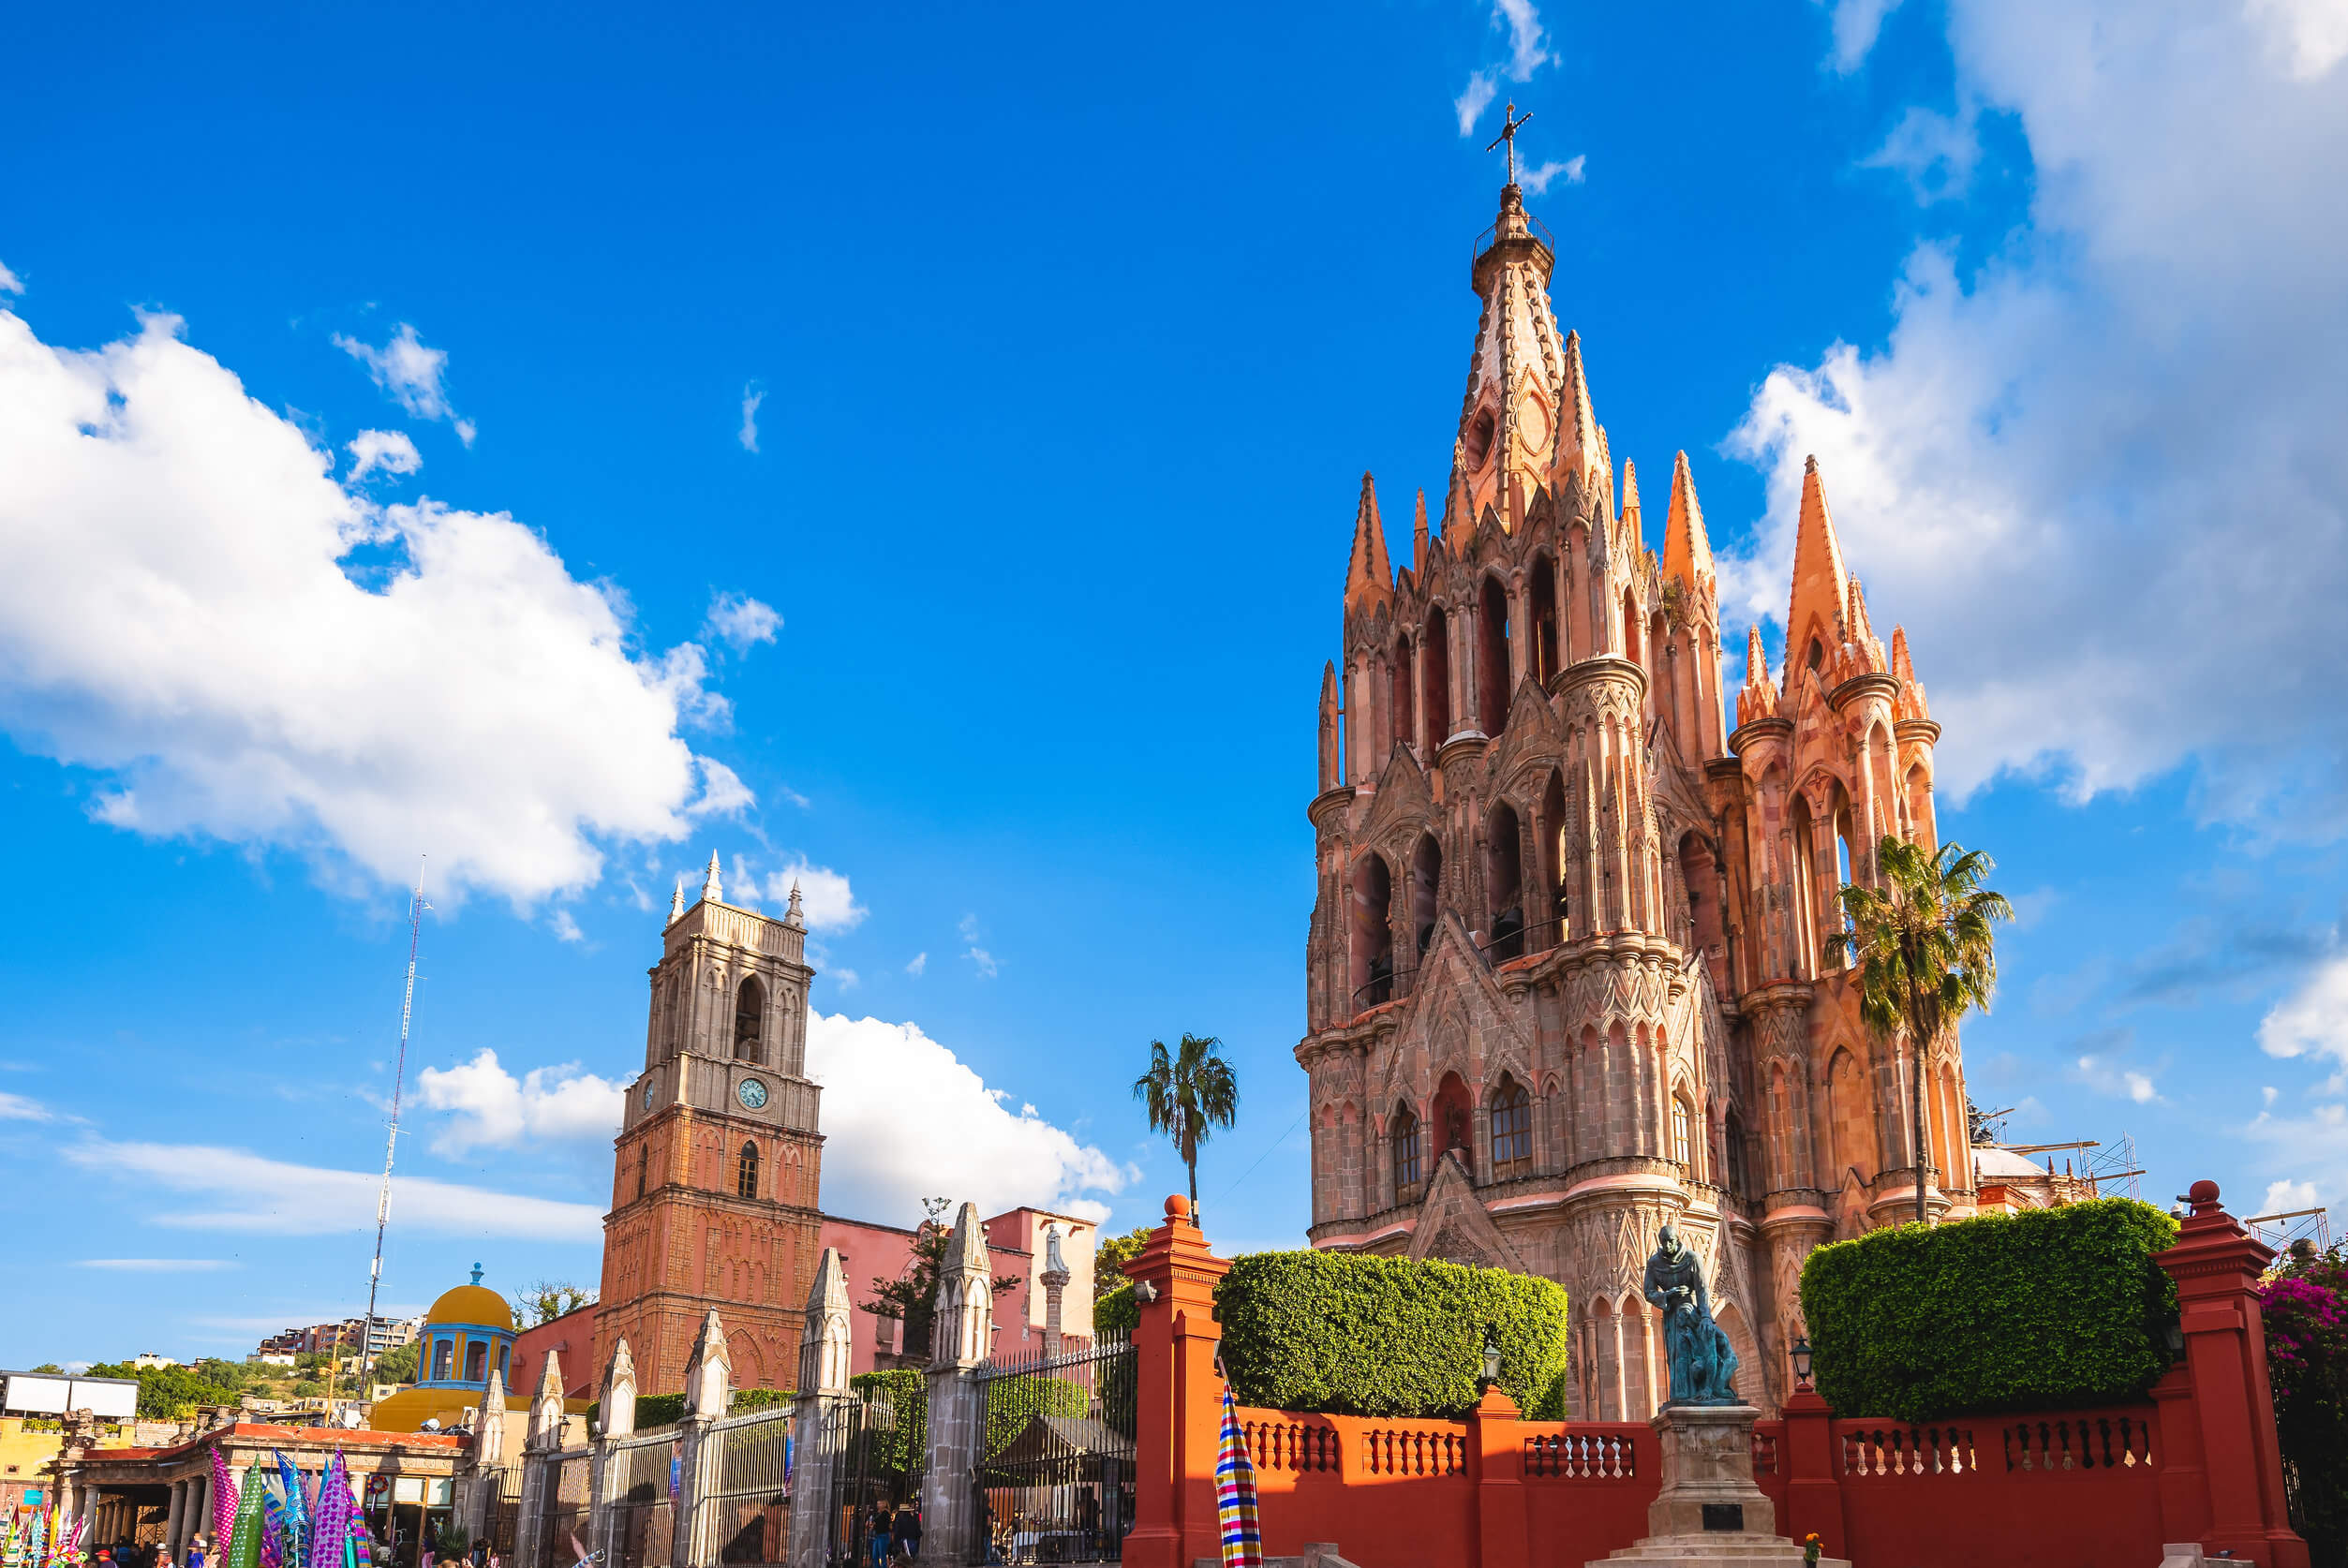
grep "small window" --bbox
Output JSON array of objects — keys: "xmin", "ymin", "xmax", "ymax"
[
  {"xmin": 1672, "ymin": 1099, "xmax": 1695, "ymax": 1170},
  {"xmin": 1806, "ymin": 638, "xmax": 1823, "ymax": 673},
  {"xmin": 498, "ymin": 1345, "xmax": 511, "ymax": 1384},
  {"xmin": 431, "ymin": 1339, "xmax": 453, "ymax": 1381},
  {"xmin": 735, "ymin": 977, "xmax": 766, "ymax": 1061},
  {"xmin": 464, "ymin": 1339, "xmax": 487, "ymax": 1383},
  {"xmin": 636, "ymin": 1144, "xmax": 649, "ymax": 1200},
  {"xmin": 1392, "ymin": 1105, "xmax": 1422, "ymax": 1195},
  {"xmin": 1491, "ymin": 1079, "xmax": 1532, "ymax": 1176},
  {"xmin": 736, "ymin": 1140, "xmax": 761, "ymax": 1200}
]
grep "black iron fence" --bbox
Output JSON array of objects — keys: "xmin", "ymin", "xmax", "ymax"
[{"xmin": 969, "ymin": 1334, "xmax": 1136, "ymax": 1566}]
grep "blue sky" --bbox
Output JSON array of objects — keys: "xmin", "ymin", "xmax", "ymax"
[{"xmin": 3, "ymin": 0, "xmax": 2345, "ymax": 1367}]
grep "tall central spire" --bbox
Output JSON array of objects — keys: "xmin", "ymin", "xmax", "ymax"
[{"xmin": 1454, "ymin": 184, "xmax": 1570, "ymax": 537}]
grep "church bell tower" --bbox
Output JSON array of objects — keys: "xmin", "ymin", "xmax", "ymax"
[{"xmin": 592, "ymin": 854, "xmax": 825, "ymax": 1395}]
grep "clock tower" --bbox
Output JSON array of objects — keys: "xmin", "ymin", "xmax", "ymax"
[{"xmin": 591, "ymin": 854, "xmax": 825, "ymax": 1395}]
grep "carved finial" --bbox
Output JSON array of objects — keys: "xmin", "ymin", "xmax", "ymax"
[
  {"xmin": 669, "ymin": 877, "xmax": 685, "ymax": 925},
  {"xmin": 702, "ymin": 850, "xmax": 722, "ymax": 906},
  {"xmin": 785, "ymin": 882, "xmax": 805, "ymax": 928}
]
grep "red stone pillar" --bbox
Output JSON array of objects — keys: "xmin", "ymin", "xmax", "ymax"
[
  {"xmin": 1122, "ymin": 1195, "xmax": 1231, "ymax": 1568},
  {"xmin": 1465, "ymin": 1385, "xmax": 1526, "ymax": 1568},
  {"xmin": 1777, "ymin": 1386, "xmax": 1846, "ymax": 1561},
  {"xmin": 2154, "ymin": 1179, "xmax": 2310, "ymax": 1568}
]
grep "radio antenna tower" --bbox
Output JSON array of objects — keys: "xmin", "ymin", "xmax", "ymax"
[{"xmin": 359, "ymin": 858, "xmax": 428, "ymax": 1395}]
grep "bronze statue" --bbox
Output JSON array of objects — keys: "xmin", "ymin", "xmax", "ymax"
[{"xmin": 1641, "ymin": 1224, "xmax": 1741, "ymax": 1406}]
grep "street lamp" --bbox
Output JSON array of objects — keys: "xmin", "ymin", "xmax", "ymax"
[
  {"xmin": 1790, "ymin": 1333, "xmax": 1814, "ymax": 1392},
  {"xmin": 1478, "ymin": 1324, "xmax": 1504, "ymax": 1392}
]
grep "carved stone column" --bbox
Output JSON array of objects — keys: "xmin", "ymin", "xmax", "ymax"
[
  {"xmin": 787, "ymin": 1251, "xmax": 853, "ymax": 1568},
  {"xmin": 920, "ymin": 1206, "xmax": 997, "ymax": 1566}
]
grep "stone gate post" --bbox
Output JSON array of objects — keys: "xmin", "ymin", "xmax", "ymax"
[
  {"xmin": 920, "ymin": 1204, "xmax": 998, "ymax": 1565},
  {"xmin": 468, "ymin": 1370, "xmax": 510, "ymax": 1547},
  {"xmin": 673, "ymin": 1311, "xmax": 733, "ymax": 1568},
  {"xmin": 1122, "ymin": 1195, "xmax": 1230, "ymax": 1568},
  {"xmin": 593, "ymin": 1339, "xmax": 638, "ymax": 1568},
  {"xmin": 2155, "ymin": 1180, "xmax": 2310, "ymax": 1568},
  {"xmin": 788, "ymin": 1251, "xmax": 854, "ymax": 1568},
  {"xmin": 1466, "ymin": 1383, "xmax": 1527, "ymax": 1568},
  {"xmin": 515, "ymin": 1352, "xmax": 569, "ymax": 1568}
]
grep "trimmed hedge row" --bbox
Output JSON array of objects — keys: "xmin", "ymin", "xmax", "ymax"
[
  {"xmin": 1100, "ymin": 1250, "xmax": 1570, "ymax": 1419},
  {"xmin": 1802, "ymin": 1198, "xmax": 2179, "ymax": 1424},
  {"xmin": 596, "ymin": 1385, "xmax": 795, "ymax": 1429}
]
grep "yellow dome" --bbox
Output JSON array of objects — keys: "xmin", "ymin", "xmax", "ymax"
[{"xmin": 425, "ymin": 1282, "xmax": 513, "ymax": 1330}]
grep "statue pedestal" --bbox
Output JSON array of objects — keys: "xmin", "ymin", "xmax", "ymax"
[{"xmin": 1585, "ymin": 1404, "xmax": 1849, "ymax": 1568}]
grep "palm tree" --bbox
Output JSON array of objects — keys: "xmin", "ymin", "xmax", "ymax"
[
  {"xmin": 1826, "ymin": 836, "xmax": 2013, "ymax": 1226},
  {"xmin": 1132, "ymin": 1034, "xmax": 1240, "ymax": 1220}
]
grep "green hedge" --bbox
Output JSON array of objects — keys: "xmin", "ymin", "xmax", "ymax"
[
  {"xmin": 1095, "ymin": 1283, "xmax": 1137, "ymax": 1338},
  {"xmin": 850, "ymin": 1369, "xmax": 928, "ymax": 1474},
  {"xmin": 1215, "ymin": 1250, "xmax": 1569, "ymax": 1419},
  {"xmin": 592, "ymin": 1385, "xmax": 795, "ymax": 1429},
  {"xmin": 1802, "ymin": 1199, "xmax": 2179, "ymax": 1424}
]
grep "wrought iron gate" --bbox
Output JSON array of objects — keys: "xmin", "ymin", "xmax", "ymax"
[
  {"xmin": 968, "ymin": 1334, "xmax": 1136, "ymax": 1566},
  {"xmin": 536, "ymin": 1451, "xmax": 592, "ymax": 1568},
  {"xmin": 827, "ymin": 1382, "xmax": 926, "ymax": 1568},
  {"xmin": 606, "ymin": 1427, "xmax": 679, "ymax": 1568},
  {"xmin": 701, "ymin": 1408, "xmax": 793, "ymax": 1568},
  {"xmin": 485, "ymin": 1465, "xmax": 524, "ymax": 1559}
]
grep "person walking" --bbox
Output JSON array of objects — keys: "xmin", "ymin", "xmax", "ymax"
[
  {"xmin": 186, "ymin": 1537, "xmax": 207, "ymax": 1568},
  {"xmin": 894, "ymin": 1505, "xmax": 920, "ymax": 1562},
  {"xmin": 865, "ymin": 1505, "xmax": 892, "ymax": 1568}
]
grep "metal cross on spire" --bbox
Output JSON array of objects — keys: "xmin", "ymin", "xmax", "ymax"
[{"xmin": 1486, "ymin": 101, "xmax": 1534, "ymax": 186}]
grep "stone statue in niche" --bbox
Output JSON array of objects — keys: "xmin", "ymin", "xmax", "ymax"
[{"xmin": 1642, "ymin": 1224, "xmax": 1742, "ymax": 1406}]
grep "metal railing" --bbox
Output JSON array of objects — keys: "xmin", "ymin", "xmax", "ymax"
[
  {"xmin": 1479, "ymin": 917, "xmax": 1567, "ymax": 966},
  {"xmin": 1350, "ymin": 965, "xmax": 1416, "ymax": 1013},
  {"xmin": 972, "ymin": 1332, "xmax": 1137, "ymax": 1565},
  {"xmin": 701, "ymin": 1408, "xmax": 792, "ymax": 1568},
  {"xmin": 605, "ymin": 1426, "xmax": 679, "ymax": 1568},
  {"xmin": 1472, "ymin": 213, "xmax": 1557, "ymax": 268}
]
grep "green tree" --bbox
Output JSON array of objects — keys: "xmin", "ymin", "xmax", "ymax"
[
  {"xmin": 862, "ymin": 1198, "xmax": 1019, "ymax": 1363},
  {"xmin": 372, "ymin": 1341, "xmax": 420, "ymax": 1384},
  {"xmin": 1132, "ymin": 1034, "xmax": 1239, "ymax": 1220},
  {"xmin": 30, "ymin": 1364, "xmax": 62, "ymax": 1374},
  {"xmin": 84, "ymin": 1362, "xmax": 238, "ymax": 1419},
  {"xmin": 1093, "ymin": 1226, "xmax": 1152, "ymax": 1300},
  {"xmin": 520, "ymin": 1280, "xmax": 599, "ymax": 1326},
  {"xmin": 1827, "ymin": 836, "xmax": 2013, "ymax": 1225}
]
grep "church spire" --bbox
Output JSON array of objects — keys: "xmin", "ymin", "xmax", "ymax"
[
  {"xmin": 1551, "ymin": 329, "xmax": 1601, "ymax": 503},
  {"xmin": 1413, "ymin": 488, "xmax": 1430, "ymax": 573},
  {"xmin": 1663, "ymin": 450, "xmax": 1715, "ymax": 590},
  {"xmin": 1786, "ymin": 455, "xmax": 1853, "ymax": 678},
  {"xmin": 668, "ymin": 877, "xmax": 685, "ymax": 925},
  {"xmin": 1736, "ymin": 624, "xmax": 1780, "ymax": 725},
  {"xmin": 1317, "ymin": 661, "xmax": 1342, "ymax": 794},
  {"xmin": 1458, "ymin": 182, "xmax": 1568, "ymax": 535},
  {"xmin": 1344, "ymin": 472, "xmax": 1392, "ymax": 616},
  {"xmin": 1619, "ymin": 459, "xmax": 1642, "ymax": 547},
  {"xmin": 701, "ymin": 850, "xmax": 722, "ymax": 907}
]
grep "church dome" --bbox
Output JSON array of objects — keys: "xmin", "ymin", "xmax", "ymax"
[{"xmin": 425, "ymin": 1268, "xmax": 513, "ymax": 1330}]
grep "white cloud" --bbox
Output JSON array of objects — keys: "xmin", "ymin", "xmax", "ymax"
[
  {"xmin": 2260, "ymin": 1178, "xmax": 2324, "ymax": 1216},
  {"xmin": 2075, "ymin": 1053, "xmax": 2161, "ymax": 1103},
  {"xmin": 905, "ymin": 952, "xmax": 928, "ymax": 976},
  {"xmin": 1822, "ymin": 0, "xmax": 1905, "ymax": 72},
  {"xmin": 77, "ymin": 1258, "xmax": 237, "ymax": 1272},
  {"xmin": 688, "ymin": 760, "xmax": 755, "ymax": 821},
  {"xmin": 738, "ymin": 382, "xmax": 765, "ymax": 453},
  {"xmin": 1860, "ymin": 102, "xmax": 1982, "ymax": 201},
  {"xmin": 1723, "ymin": 0, "xmax": 2348, "ymax": 834},
  {"xmin": 1520, "ymin": 156, "xmax": 1584, "ymax": 195},
  {"xmin": 0, "ymin": 1091, "xmax": 54, "ymax": 1121},
  {"xmin": 1454, "ymin": 70, "xmax": 1499, "ymax": 136},
  {"xmin": 2246, "ymin": 1102, "xmax": 2347, "ymax": 1215},
  {"xmin": 0, "ymin": 260, "xmax": 22, "ymax": 297},
  {"xmin": 416, "ymin": 1047, "xmax": 623, "ymax": 1156},
  {"xmin": 0, "ymin": 306, "xmax": 752, "ymax": 906},
  {"xmin": 1493, "ymin": 0, "xmax": 1549, "ymax": 80},
  {"xmin": 2247, "ymin": 0, "xmax": 2348, "ymax": 80},
  {"xmin": 959, "ymin": 912, "xmax": 998, "ymax": 978},
  {"xmin": 805, "ymin": 1011, "xmax": 1133, "ymax": 1220},
  {"xmin": 833, "ymin": 968, "xmax": 860, "ymax": 989},
  {"xmin": 333, "ymin": 323, "xmax": 473, "ymax": 445},
  {"xmin": 346, "ymin": 428, "xmax": 422, "ymax": 484},
  {"xmin": 550, "ymin": 909, "xmax": 586, "ymax": 944},
  {"xmin": 755, "ymin": 858, "xmax": 865, "ymax": 931},
  {"xmin": 2259, "ymin": 953, "xmax": 2348, "ymax": 1064},
  {"xmin": 704, "ymin": 591, "xmax": 781, "ymax": 652},
  {"xmin": 58, "ymin": 1139, "xmax": 603, "ymax": 1239}
]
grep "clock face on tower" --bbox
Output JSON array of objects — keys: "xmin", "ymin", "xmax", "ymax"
[
  {"xmin": 736, "ymin": 1077, "xmax": 768, "ymax": 1111},
  {"xmin": 643, "ymin": 1077, "xmax": 656, "ymax": 1110}
]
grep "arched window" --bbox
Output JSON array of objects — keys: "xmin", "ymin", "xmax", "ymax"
[
  {"xmin": 1485, "ymin": 803, "xmax": 1523, "ymax": 959},
  {"xmin": 734, "ymin": 976, "xmax": 765, "ymax": 1061},
  {"xmin": 1539, "ymin": 770, "xmax": 1569, "ymax": 944},
  {"xmin": 1529, "ymin": 556, "xmax": 1559, "ymax": 688},
  {"xmin": 498, "ymin": 1345, "xmax": 511, "ymax": 1384},
  {"xmin": 1491, "ymin": 1077, "xmax": 1532, "ymax": 1177},
  {"xmin": 1391, "ymin": 1104, "xmax": 1422, "ymax": 1196},
  {"xmin": 1351, "ymin": 854, "xmax": 1395, "ymax": 1009},
  {"xmin": 1411, "ymin": 833, "xmax": 1443, "ymax": 958},
  {"xmin": 1478, "ymin": 575, "xmax": 1511, "ymax": 735},
  {"xmin": 1423, "ymin": 608, "xmax": 1452, "ymax": 743},
  {"xmin": 635, "ymin": 1144, "xmax": 649, "ymax": 1200},
  {"xmin": 1678, "ymin": 832, "xmax": 1721, "ymax": 964},
  {"xmin": 1390, "ymin": 635, "xmax": 1416, "ymax": 756},
  {"xmin": 464, "ymin": 1339, "xmax": 487, "ymax": 1383},
  {"xmin": 1672, "ymin": 1095, "xmax": 1694, "ymax": 1171},
  {"xmin": 432, "ymin": 1337, "xmax": 453, "ymax": 1381},
  {"xmin": 736, "ymin": 1140, "xmax": 760, "ymax": 1200},
  {"xmin": 1623, "ymin": 591, "xmax": 1642, "ymax": 669}
]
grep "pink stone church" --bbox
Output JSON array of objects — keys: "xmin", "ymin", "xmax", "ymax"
[{"xmin": 1296, "ymin": 180, "xmax": 1969, "ymax": 1421}]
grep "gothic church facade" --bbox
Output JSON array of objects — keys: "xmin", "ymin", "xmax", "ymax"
[{"xmin": 1297, "ymin": 183, "xmax": 1972, "ymax": 1419}]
